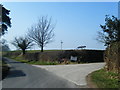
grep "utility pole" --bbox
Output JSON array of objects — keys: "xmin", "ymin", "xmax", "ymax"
[{"xmin": 61, "ymin": 40, "xmax": 63, "ymax": 50}]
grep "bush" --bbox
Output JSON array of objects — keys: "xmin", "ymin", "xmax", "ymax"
[{"xmin": 104, "ymin": 41, "xmax": 120, "ymax": 73}]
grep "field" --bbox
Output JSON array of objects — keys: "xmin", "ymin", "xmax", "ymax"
[{"xmin": 10, "ymin": 50, "xmax": 63, "ymax": 53}]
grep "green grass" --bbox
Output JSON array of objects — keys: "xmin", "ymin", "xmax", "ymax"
[
  {"xmin": 9, "ymin": 55, "xmax": 59, "ymax": 65},
  {"xmin": 4, "ymin": 50, "xmax": 88, "ymax": 65},
  {"xmin": 28, "ymin": 61, "xmax": 58, "ymax": 65},
  {"xmin": 8, "ymin": 50, "xmax": 63, "ymax": 53},
  {"xmin": 91, "ymin": 69, "xmax": 119, "ymax": 88},
  {"xmin": 8, "ymin": 55, "xmax": 84, "ymax": 65},
  {"xmin": 9, "ymin": 56, "xmax": 29, "ymax": 63},
  {"xmin": 27, "ymin": 50, "xmax": 63, "ymax": 53},
  {"xmin": 6, "ymin": 54, "xmax": 88, "ymax": 65}
]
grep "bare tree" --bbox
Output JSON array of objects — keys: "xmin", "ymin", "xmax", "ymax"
[
  {"xmin": 11, "ymin": 36, "xmax": 33, "ymax": 55},
  {"xmin": 28, "ymin": 16, "xmax": 55, "ymax": 52},
  {"xmin": 0, "ymin": 39, "xmax": 10, "ymax": 51}
]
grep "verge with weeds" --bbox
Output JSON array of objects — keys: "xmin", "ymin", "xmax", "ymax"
[{"xmin": 90, "ymin": 69, "xmax": 119, "ymax": 88}]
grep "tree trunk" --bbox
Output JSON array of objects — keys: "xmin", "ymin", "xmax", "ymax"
[
  {"xmin": 22, "ymin": 49, "xmax": 26, "ymax": 55},
  {"xmin": 41, "ymin": 45, "xmax": 43, "ymax": 52}
]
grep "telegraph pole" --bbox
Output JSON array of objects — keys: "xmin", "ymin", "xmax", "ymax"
[{"xmin": 61, "ymin": 40, "xmax": 63, "ymax": 50}]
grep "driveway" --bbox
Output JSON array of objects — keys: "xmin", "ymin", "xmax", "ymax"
[
  {"xmin": 33, "ymin": 63, "xmax": 105, "ymax": 87},
  {"xmin": 2, "ymin": 57, "xmax": 78, "ymax": 88}
]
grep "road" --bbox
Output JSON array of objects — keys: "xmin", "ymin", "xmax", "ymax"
[
  {"xmin": 33, "ymin": 63, "xmax": 105, "ymax": 86},
  {"xmin": 2, "ymin": 57, "xmax": 79, "ymax": 88}
]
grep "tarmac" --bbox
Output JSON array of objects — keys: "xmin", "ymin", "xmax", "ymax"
[{"xmin": 33, "ymin": 62, "xmax": 105, "ymax": 87}]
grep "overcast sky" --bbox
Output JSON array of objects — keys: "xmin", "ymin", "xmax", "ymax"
[{"xmin": 2, "ymin": 2, "xmax": 118, "ymax": 50}]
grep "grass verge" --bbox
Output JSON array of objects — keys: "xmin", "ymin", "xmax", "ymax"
[
  {"xmin": 9, "ymin": 56, "xmax": 59, "ymax": 65},
  {"xmin": 27, "ymin": 61, "xmax": 58, "ymax": 65},
  {"xmin": 90, "ymin": 69, "xmax": 119, "ymax": 88},
  {"xmin": 7, "ymin": 55, "xmax": 86, "ymax": 65},
  {"xmin": 6, "ymin": 55, "xmax": 85, "ymax": 65}
]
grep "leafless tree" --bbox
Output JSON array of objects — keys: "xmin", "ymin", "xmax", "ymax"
[
  {"xmin": 11, "ymin": 36, "xmax": 33, "ymax": 55},
  {"xmin": 0, "ymin": 39, "xmax": 10, "ymax": 51},
  {"xmin": 27, "ymin": 16, "xmax": 55, "ymax": 52}
]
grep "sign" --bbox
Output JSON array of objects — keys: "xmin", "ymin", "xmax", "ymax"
[{"xmin": 70, "ymin": 56, "xmax": 77, "ymax": 61}]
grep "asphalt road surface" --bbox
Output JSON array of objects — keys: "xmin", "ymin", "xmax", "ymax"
[
  {"xmin": 33, "ymin": 63, "xmax": 105, "ymax": 86},
  {"xmin": 2, "ymin": 57, "xmax": 79, "ymax": 88}
]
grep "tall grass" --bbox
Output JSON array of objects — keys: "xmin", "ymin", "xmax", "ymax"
[{"xmin": 91, "ymin": 69, "xmax": 119, "ymax": 88}]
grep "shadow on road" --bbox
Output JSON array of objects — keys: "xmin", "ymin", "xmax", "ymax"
[
  {"xmin": 2, "ymin": 57, "xmax": 22, "ymax": 64},
  {"xmin": 2, "ymin": 57, "xmax": 26, "ymax": 79},
  {"xmin": 7, "ymin": 70, "xmax": 26, "ymax": 78},
  {"xmin": 9, "ymin": 62, "xmax": 22, "ymax": 64}
]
